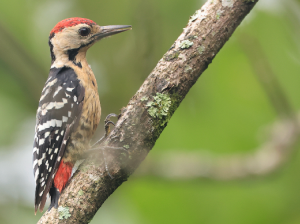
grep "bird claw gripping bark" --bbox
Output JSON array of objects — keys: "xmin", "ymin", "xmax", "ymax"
[
  {"xmin": 91, "ymin": 113, "xmax": 118, "ymax": 147},
  {"xmin": 87, "ymin": 113, "xmax": 128, "ymax": 179}
]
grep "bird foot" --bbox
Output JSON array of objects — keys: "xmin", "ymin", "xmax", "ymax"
[
  {"xmin": 83, "ymin": 113, "xmax": 128, "ymax": 179},
  {"xmin": 91, "ymin": 113, "xmax": 118, "ymax": 147}
]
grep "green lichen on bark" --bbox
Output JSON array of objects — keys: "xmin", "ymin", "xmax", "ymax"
[
  {"xmin": 179, "ymin": 40, "xmax": 194, "ymax": 49},
  {"xmin": 58, "ymin": 206, "xmax": 71, "ymax": 220},
  {"xmin": 140, "ymin": 96, "xmax": 149, "ymax": 101},
  {"xmin": 146, "ymin": 92, "xmax": 171, "ymax": 126},
  {"xmin": 189, "ymin": 10, "xmax": 200, "ymax": 22},
  {"xmin": 197, "ymin": 45, "xmax": 205, "ymax": 54}
]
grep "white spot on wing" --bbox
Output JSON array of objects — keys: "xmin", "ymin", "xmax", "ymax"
[
  {"xmin": 66, "ymin": 87, "xmax": 74, "ymax": 92},
  {"xmin": 74, "ymin": 96, "xmax": 77, "ymax": 102},
  {"xmin": 55, "ymin": 102, "xmax": 64, "ymax": 109},
  {"xmin": 62, "ymin": 116, "xmax": 68, "ymax": 123},
  {"xmin": 37, "ymin": 153, "xmax": 46, "ymax": 166},
  {"xmin": 62, "ymin": 98, "xmax": 68, "ymax": 104},
  {"xmin": 40, "ymin": 88, "xmax": 50, "ymax": 101},
  {"xmin": 38, "ymin": 122, "xmax": 48, "ymax": 132},
  {"xmin": 53, "ymin": 86, "xmax": 63, "ymax": 97},
  {"xmin": 38, "ymin": 159, "xmax": 42, "ymax": 166},
  {"xmin": 35, "ymin": 169, "xmax": 39, "ymax": 181},
  {"xmin": 56, "ymin": 120, "xmax": 62, "ymax": 127},
  {"xmin": 33, "ymin": 147, "xmax": 38, "ymax": 154},
  {"xmin": 39, "ymin": 139, "xmax": 45, "ymax": 146},
  {"xmin": 46, "ymin": 102, "xmax": 55, "ymax": 110},
  {"xmin": 47, "ymin": 78, "xmax": 57, "ymax": 87},
  {"xmin": 33, "ymin": 159, "xmax": 37, "ymax": 168},
  {"xmin": 54, "ymin": 148, "xmax": 58, "ymax": 153},
  {"xmin": 51, "ymin": 119, "xmax": 56, "ymax": 127},
  {"xmin": 68, "ymin": 111, "xmax": 71, "ymax": 117},
  {"xmin": 44, "ymin": 131, "xmax": 50, "ymax": 138}
]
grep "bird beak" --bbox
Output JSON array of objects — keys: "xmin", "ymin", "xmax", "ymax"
[{"xmin": 94, "ymin": 25, "xmax": 132, "ymax": 40}]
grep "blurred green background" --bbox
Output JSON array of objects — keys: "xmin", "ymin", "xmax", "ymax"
[{"xmin": 0, "ymin": 0, "xmax": 300, "ymax": 223}]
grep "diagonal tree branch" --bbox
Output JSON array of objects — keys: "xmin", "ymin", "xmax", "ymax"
[{"xmin": 38, "ymin": 0, "xmax": 259, "ymax": 223}]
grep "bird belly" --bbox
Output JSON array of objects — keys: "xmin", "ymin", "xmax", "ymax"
[{"xmin": 63, "ymin": 88, "xmax": 101, "ymax": 164}]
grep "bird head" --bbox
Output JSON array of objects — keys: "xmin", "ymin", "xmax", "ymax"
[{"xmin": 49, "ymin": 17, "xmax": 131, "ymax": 68}]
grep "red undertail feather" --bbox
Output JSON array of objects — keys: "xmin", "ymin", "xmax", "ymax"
[
  {"xmin": 54, "ymin": 160, "xmax": 73, "ymax": 192},
  {"xmin": 50, "ymin": 17, "xmax": 96, "ymax": 35}
]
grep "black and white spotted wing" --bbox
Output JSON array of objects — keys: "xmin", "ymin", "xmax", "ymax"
[{"xmin": 32, "ymin": 66, "xmax": 84, "ymax": 212}]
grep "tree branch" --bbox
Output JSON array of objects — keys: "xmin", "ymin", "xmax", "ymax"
[{"xmin": 38, "ymin": 0, "xmax": 259, "ymax": 223}]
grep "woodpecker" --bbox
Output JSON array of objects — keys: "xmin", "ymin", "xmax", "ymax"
[{"xmin": 32, "ymin": 17, "xmax": 131, "ymax": 214}]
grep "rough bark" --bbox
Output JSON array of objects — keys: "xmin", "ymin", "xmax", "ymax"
[{"xmin": 38, "ymin": 0, "xmax": 259, "ymax": 223}]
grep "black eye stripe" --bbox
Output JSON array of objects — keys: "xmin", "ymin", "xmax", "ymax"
[{"xmin": 79, "ymin": 27, "xmax": 91, "ymax": 36}]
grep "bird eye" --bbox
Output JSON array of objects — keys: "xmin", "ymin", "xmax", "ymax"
[{"xmin": 79, "ymin": 27, "xmax": 91, "ymax": 36}]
